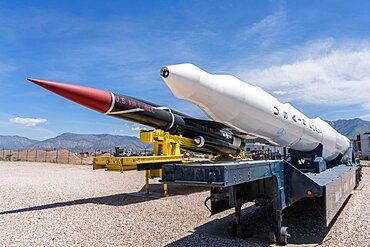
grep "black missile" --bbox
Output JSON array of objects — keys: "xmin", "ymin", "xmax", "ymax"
[{"xmin": 28, "ymin": 78, "xmax": 244, "ymax": 155}]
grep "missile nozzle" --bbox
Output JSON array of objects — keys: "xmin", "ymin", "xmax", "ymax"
[
  {"xmin": 160, "ymin": 67, "xmax": 169, "ymax": 78},
  {"xmin": 27, "ymin": 78, "xmax": 112, "ymax": 113}
]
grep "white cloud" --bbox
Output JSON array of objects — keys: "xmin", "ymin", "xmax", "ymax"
[
  {"xmin": 358, "ymin": 113, "xmax": 370, "ymax": 120},
  {"xmin": 245, "ymin": 10, "xmax": 285, "ymax": 35},
  {"xmin": 9, "ymin": 117, "xmax": 47, "ymax": 127},
  {"xmin": 131, "ymin": 123, "xmax": 152, "ymax": 132},
  {"xmin": 240, "ymin": 39, "xmax": 370, "ymax": 111},
  {"xmin": 272, "ymin": 90, "xmax": 287, "ymax": 95},
  {"xmin": 239, "ymin": 8, "xmax": 286, "ymax": 48},
  {"xmin": 0, "ymin": 62, "xmax": 16, "ymax": 73}
]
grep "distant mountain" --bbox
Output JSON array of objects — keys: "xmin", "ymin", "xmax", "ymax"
[
  {"xmin": 0, "ymin": 135, "xmax": 38, "ymax": 150},
  {"xmin": 0, "ymin": 133, "xmax": 152, "ymax": 152},
  {"xmin": 1, "ymin": 118, "xmax": 369, "ymax": 150},
  {"xmin": 326, "ymin": 118, "xmax": 370, "ymax": 140}
]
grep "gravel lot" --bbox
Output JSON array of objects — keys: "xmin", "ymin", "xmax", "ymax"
[{"xmin": 0, "ymin": 161, "xmax": 368, "ymax": 247}]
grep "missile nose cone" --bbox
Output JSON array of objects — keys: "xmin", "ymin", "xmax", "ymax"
[
  {"xmin": 160, "ymin": 63, "xmax": 203, "ymax": 100},
  {"xmin": 27, "ymin": 78, "xmax": 112, "ymax": 113}
]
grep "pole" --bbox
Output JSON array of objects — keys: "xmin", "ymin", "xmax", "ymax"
[
  {"xmin": 67, "ymin": 150, "xmax": 70, "ymax": 164},
  {"xmin": 45, "ymin": 150, "xmax": 47, "ymax": 162},
  {"xmin": 35, "ymin": 150, "xmax": 37, "ymax": 162},
  {"xmin": 26, "ymin": 150, "xmax": 28, "ymax": 161},
  {"xmin": 56, "ymin": 150, "xmax": 59, "ymax": 163},
  {"xmin": 17, "ymin": 150, "xmax": 20, "ymax": 161},
  {"xmin": 80, "ymin": 150, "xmax": 83, "ymax": 165},
  {"xmin": 283, "ymin": 147, "xmax": 287, "ymax": 160}
]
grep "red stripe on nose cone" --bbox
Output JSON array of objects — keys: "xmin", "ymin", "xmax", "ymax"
[{"xmin": 27, "ymin": 78, "xmax": 112, "ymax": 113}]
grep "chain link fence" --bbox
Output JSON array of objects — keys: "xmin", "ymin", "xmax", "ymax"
[
  {"xmin": 0, "ymin": 149, "xmax": 114, "ymax": 165},
  {"xmin": 0, "ymin": 148, "xmax": 153, "ymax": 165}
]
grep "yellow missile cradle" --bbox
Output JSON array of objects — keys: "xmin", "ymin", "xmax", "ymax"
[{"xmin": 93, "ymin": 129, "xmax": 200, "ymax": 196}]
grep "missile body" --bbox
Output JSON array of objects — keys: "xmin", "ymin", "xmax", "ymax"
[
  {"xmin": 28, "ymin": 78, "xmax": 243, "ymax": 155},
  {"xmin": 160, "ymin": 64, "xmax": 350, "ymax": 162}
]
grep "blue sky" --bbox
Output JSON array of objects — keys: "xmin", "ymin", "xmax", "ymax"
[{"xmin": 1, "ymin": 0, "xmax": 370, "ymax": 140}]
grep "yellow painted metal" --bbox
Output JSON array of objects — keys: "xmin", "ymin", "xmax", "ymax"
[
  {"xmin": 140, "ymin": 129, "xmax": 198, "ymax": 156},
  {"xmin": 93, "ymin": 155, "xmax": 182, "ymax": 172},
  {"xmin": 93, "ymin": 129, "xmax": 197, "ymax": 196},
  {"xmin": 212, "ymin": 151, "xmax": 246, "ymax": 162},
  {"xmin": 140, "ymin": 129, "xmax": 195, "ymax": 196}
]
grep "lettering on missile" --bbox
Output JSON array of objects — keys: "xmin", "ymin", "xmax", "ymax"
[
  {"xmin": 114, "ymin": 96, "xmax": 155, "ymax": 113},
  {"xmin": 310, "ymin": 124, "xmax": 322, "ymax": 133},
  {"xmin": 274, "ymin": 106, "xmax": 279, "ymax": 115},
  {"xmin": 283, "ymin": 111, "xmax": 288, "ymax": 119},
  {"xmin": 292, "ymin": 115, "xmax": 297, "ymax": 122}
]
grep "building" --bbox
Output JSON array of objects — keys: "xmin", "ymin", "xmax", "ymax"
[
  {"xmin": 244, "ymin": 142, "xmax": 284, "ymax": 160},
  {"xmin": 356, "ymin": 133, "xmax": 370, "ymax": 160}
]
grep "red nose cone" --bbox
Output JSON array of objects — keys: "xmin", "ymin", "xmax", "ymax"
[{"xmin": 28, "ymin": 78, "xmax": 112, "ymax": 113}]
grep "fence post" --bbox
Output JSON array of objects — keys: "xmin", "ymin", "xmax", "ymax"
[
  {"xmin": 17, "ymin": 150, "xmax": 20, "ymax": 161},
  {"xmin": 67, "ymin": 151, "xmax": 70, "ymax": 164},
  {"xmin": 56, "ymin": 150, "xmax": 59, "ymax": 163},
  {"xmin": 26, "ymin": 150, "xmax": 29, "ymax": 161},
  {"xmin": 45, "ymin": 150, "xmax": 47, "ymax": 162},
  {"xmin": 35, "ymin": 150, "xmax": 37, "ymax": 162},
  {"xmin": 80, "ymin": 150, "xmax": 83, "ymax": 165}
]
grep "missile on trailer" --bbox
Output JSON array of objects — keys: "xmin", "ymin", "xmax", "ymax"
[
  {"xmin": 27, "ymin": 78, "xmax": 244, "ymax": 155},
  {"xmin": 160, "ymin": 64, "xmax": 350, "ymax": 162}
]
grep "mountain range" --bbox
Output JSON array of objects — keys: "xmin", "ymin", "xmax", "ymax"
[
  {"xmin": 0, "ymin": 132, "xmax": 152, "ymax": 152},
  {"xmin": 326, "ymin": 118, "xmax": 370, "ymax": 139},
  {"xmin": 1, "ymin": 118, "xmax": 369, "ymax": 151}
]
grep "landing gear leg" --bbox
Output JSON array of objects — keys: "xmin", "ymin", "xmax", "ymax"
[
  {"xmin": 227, "ymin": 200, "xmax": 246, "ymax": 238},
  {"xmin": 269, "ymin": 210, "xmax": 290, "ymax": 244}
]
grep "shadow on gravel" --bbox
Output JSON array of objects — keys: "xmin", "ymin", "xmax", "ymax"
[
  {"xmin": 0, "ymin": 184, "xmax": 207, "ymax": 215},
  {"xmin": 168, "ymin": 197, "xmax": 351, "ymax": 246},
  {"xmin": 0, "ymin": 193, "xmax": 153, "ymax": 215},
  {"xmin": 136, "ymin": 183, "xmax": 208, "ymax": 196}
]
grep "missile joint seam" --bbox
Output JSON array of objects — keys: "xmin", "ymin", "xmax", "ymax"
[
  {"xmin": 153, "ymin": 106, "xmax": 175, "ymax": 129},
  {"xmin": 104, "ymin": 92, "xmax": 116, "ymax": 114}
]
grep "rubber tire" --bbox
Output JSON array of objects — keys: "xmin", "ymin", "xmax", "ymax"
[
  {"xmin": 227, "ymin": 221, "xmax": 237, "ymax": 237},
  {"xmin": 279, "ymin": 226, "xmax": 289, "ymax": 245}
]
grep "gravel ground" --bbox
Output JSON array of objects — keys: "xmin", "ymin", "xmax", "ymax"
[{"xmin": 0, "ymin": 161, "xmax": 368, "ymax": 246}]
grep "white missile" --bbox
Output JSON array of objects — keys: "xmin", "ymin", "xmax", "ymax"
[{"xmin": 160, "ymin": 63, "xmax": 350, "ymax": 162}]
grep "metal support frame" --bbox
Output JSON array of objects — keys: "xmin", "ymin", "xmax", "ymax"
[{"xmin": 93, "ymin": 129, "xmax": 195, "ymax": 196}]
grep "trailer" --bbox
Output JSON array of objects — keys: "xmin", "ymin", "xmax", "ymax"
[
  {"xmin": 161, "ymin": 144, "xmax": 362, "ymax": 244},
  {"xmin": 92, "ymin": 129, "xmax": 362, "ymax": 244}
]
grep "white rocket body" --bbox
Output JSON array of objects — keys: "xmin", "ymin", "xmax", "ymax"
[{"xmin": 160, "ymin": 63, "xmax": 350, "ymax": 162}]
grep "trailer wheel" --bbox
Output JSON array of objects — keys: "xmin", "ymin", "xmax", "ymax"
[
  {"xmin": 268, "ymin": 226, "xmax": 277, "ymax": 243},
  {"xmin": 279, "ymin": 226, "xmax": 290, "ymax": 245},
  {"xmin": 236, "ymin": 223, "xmax": 247, "ymax": 238},
  {"xmin": 227, "ymin": 221, "xmax": 237, "ymax": 237}
]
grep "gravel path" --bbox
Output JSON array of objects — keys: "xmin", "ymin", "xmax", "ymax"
[
  {"xmin": 318, "ymin": 166, "xmax": 370, "ymax": 247},
  {"xmin": 0, "ymin": 161, "xmax": 368, "ymax": 246}
]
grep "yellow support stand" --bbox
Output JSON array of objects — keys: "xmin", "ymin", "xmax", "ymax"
[
  {"xmin": 93, "ymin": 129, "xmax": 197, "ymax": 196},
  {"xmin": 140, "ymin": 129, "xmax": 195, "ymax": 196}
]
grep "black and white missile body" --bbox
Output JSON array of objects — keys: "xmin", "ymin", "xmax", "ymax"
[
  {"xmin": 28, "ymin": 78, "xmax": 244, "ymax": 155},
  {"xmin": 105, "ymin": 93, "xmax": 244, "ymax": 155},
  {"xmin": 160, "ymin": 64, "xmax": 350, "ymax": 162}
]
